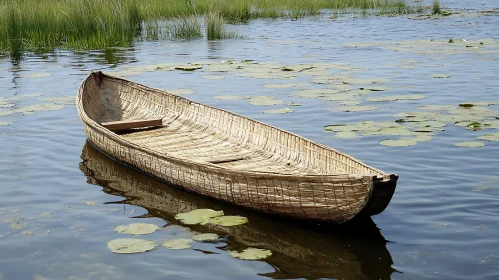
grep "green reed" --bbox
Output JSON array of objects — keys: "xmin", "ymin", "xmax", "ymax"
[
  {"xmin": 432, "ymin": 0, "xmax": 441, "ymax": 15},
  {"xmin": 205, "ymin": 12, "xmax": 237, "ymax": 40},
  {"xmin": 0, "ymin": 0, "xmax": 424, "ymax": 57},
  {"xmin": 168, "ymin": 16, "xmax": 203, "ymax": 39}
]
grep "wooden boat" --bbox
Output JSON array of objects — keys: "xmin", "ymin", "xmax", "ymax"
[
  {"xmin": 77, "ymin": 71, "xmax": 398, "ymax": 224},
  {"xmin": 80, "ymin": 141, "xmax": 394, "ymax": 280}
]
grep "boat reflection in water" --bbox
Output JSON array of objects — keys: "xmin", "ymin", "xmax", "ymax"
[{"xmin": 80, "ymin": 142, "xmax": 395, "ymax": 280}]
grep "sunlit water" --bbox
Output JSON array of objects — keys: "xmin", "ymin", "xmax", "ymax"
[{"xmin": 1, "ymin": 2, "xmax": 499, "ymax": 280}]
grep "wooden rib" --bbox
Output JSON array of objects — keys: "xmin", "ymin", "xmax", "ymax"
[{"xmin": 102, "ymin": 118, "xmax": 163, "ymax": 131}]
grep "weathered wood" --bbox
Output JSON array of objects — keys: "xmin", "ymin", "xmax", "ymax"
[{"xmin": 102, "ymin": 118, "xmax": 163, "ymax": 131}]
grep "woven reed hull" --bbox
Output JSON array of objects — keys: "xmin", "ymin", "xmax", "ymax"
[
  {"xmin": 80, "ymin": 142, "xmax": 394, "ymax": 280},
  {"xmin": 77, "ymin": 72, "xmax": 398, "ymax": 224}
]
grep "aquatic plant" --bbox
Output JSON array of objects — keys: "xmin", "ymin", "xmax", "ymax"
[
  {"xmin": 168, "ymin": 16, "xmax": 202, "ymax": 39},
  {"xmin": 432, "ymin": 0, "xmax": 441, "ymax": 15},
  {"xmin": 205, "ymin": 12, "xmax": 237, "ymax": 40},
  {"xmin": 0, "ymin": 0, "xmax": 425, "ymax": 57}
]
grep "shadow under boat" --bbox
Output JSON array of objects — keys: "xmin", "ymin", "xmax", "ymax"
[{"xmin": 79, "ymin": 142, "xmax": 395, "ymax": 280}]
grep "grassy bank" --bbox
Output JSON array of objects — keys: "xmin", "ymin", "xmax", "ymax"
[{"xmin": 0, "ymin": 0, "xmax": 421, "ymax": 58}]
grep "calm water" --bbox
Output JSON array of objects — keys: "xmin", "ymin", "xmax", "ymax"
[{"xmin": 1, "ymin": 2, "xmax": 499, "ymax": 280}]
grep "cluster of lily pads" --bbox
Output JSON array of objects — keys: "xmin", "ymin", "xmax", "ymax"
[
  {"xmin": 343, "ymin": 38, "xmax": 499, "ymax": 57},
  {"xmin": 325, "ymin": 103, "xmax": 499, "ymax": 147},
  {"xmin": 106, "ymin": 209, "xmax": 272, "ymax": 260},
  {"xmin": 111, "ymin": 59, "xmax": 402, "ymax": 115},
  {"xmin": 0, "ymin": 92, "xmax": 75, "ymax": 118}
]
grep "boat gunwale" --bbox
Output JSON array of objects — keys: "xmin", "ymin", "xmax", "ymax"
[{"xmin": 77, "ymin": 71, "xmax": 390, "ymax": 181}]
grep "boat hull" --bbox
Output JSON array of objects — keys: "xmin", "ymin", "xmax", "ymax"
[{"xmin": 77, "ymin": 72, "xmax": 397, "ymax": 224}]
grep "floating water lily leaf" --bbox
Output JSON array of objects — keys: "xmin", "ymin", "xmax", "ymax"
[
  {"xmin": 214, "ymin": 95, "xmax": 250, "ymax": 100},
  {"xmin": 366, "ymin": 126, "xmax": 414, "ymax": 136},
  {"xmin": 460, "ymin": 101, "xmax": 498, "ymax": 107},
  {"xmin": 286, "ymin": 102, "xmax": 302, "ymax": 106},
  {"xmin": 334, "ymin": 132, "xmax": 359, "ymax": 139},
  {"xmin": 459, "ymin": 103, "xmax": 474, "ymax": 108},
  {"xmin": 39, "ymin": 96, "xmax": 76, "ymax": 106},
  {"xmin": 366, "ymin": 95, "xmax": 426, "ymax": 102},
  {"xmin": 291, "ymin": 89, "xmax": 340, "ymax": 99},
  {"xmin": 7, "ymin": 93, "xmax": 44, "ymax": 100},
  {"xmin": 263, "ymin": 108, "xmax": 294, "ymax": 114},
  {"xmin": 379, "ymin": 139, "xmax": 417, "ymax": 147},
  {"xmin": 249, "ymin": 96, "xmax": 284, "ymax": 106},
  {"xmin": 263, "ymin": 83, "xmax": 309, "ymax": 89},
  {"xmin": 432, "ymin": 74, "xmax": 451, "ymax": 78},
  {"xmin": 25, "ymin": 73, "xmax": 51, "ymax": 78},
  {"xmin": 455, "ymin": 141, "xmax": 485, "ymax": 147},
  {"xmin": 201, "ymin": 75, "xmax": 225, "ymax": 80},
  {"xmin": 0, "ymin": 98, "xmax": 15, "ymax": 108},
  {"xmin": 162, "ymin": 239, "xmax": 193, "ymax": 249},
  {"xmin": 192, "ymin": 233, "xmax": 219, "ymax": 241},
  {"xmin": 168, "ymin": 89, "xmax": 197, "ymax": 95},
  {"xmin": 360, "ymin": 86, "xmax": 391, "ymax": 91},
  {"xmin": 230, "ymin": 248, "xmax": 272, "ymax": 260},
  {"xmin": 329, "ymin": 106, "xmax": 378, "ymax": 112},
  {"xmin": 477, "ymin": 133, "xmax": 499, "ymax": 141},
  {"xmin": 175, "ymin": 66, "xmax": 202, "ymax": 71},
  {"xmin": 107, "ymin": 238, "xmax": 157, "ymax": 254},
  {"xmin": 412, "ymin": 133, "xmax": 434, "ymax": 142},
  {"xmin": 209, "ymin": 216, "xmax": 248, "ymax": 227},
  {"xmin": 344, "ymin": 89, "xmax": 374, "ymax": 96},
  {"xmin": 466, "ymin": 122, "xmax": 482, "ymax": 130},
  {"xmin": 16, "ymin": 104, "xmax": 65, "ymax": 114},
  {"xmin": 339, "ymin": 100, "xmax": 362, "ymax": 105},
  {"xmin": 0, "ymin": 121, "xmax": 10, "ymax": 126},
  {"xmin": 175, "ymin": 209, "xmax": 224, "ymax": 225},
  {"xmin": 114, "ymin": 223, "xmax": 159, "ymax": 235}
]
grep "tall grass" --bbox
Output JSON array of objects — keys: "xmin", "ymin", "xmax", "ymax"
[
  {"xmin": 205, "ymin": 12, "xmax": 237, "ymax": 40},
  {"xmin": 0, "ymin": 0, "xmax": 426, "ymax": 57},
  {"xmin": 432, "ymin": 0, "xmax": 441, "ymax": 15},
  {"xmin": 168, "ymin": 16, "xmax": 202, "ymax": 39}
]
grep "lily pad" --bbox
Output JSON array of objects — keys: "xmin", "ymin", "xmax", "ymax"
[
  {"xmin": 286, "ymin": 102, "xmax": 303, "ymax": 106},
  {"xmin": 359, "ymin": 86, "xmax": 391, "ymax": 91},
  {"xmin": 366, "ymin": 126, "xmax": 415, "ymax": 136},
  {"xmin": 333, "ymin": 132, "xmax": 359, "ymax": 139},
  {"xmin": 16, "ymin": 104, "xmax": 65, "ymax": 114},
  {"xmin": 0, "ymin": 121, "xmax": 10, "ymax": 126},
  {"xmin": 25, "ymin": 73, "xmax": 51, "ymax": 78},
  {"xmin": 291, "ymin": 89, "xmax": 340, "ymax": 98},
  {"xmin": 162, "ymin": 239, "xmax": 193, "ymax": 250},
  {"xmin": 230, "ymin": 248, "xmax": 272, "ymax": 260},
  {"xmin": 214, "ymin": 95, "xmax": 250, "ymax": 100},
  {"xmin": 366, "ymin": 95, "xmax": 426, "ymax": 102},
  {"xmin": 477, "ymin": 133, "xmax": 499, "ymax": 141},
  {"xmin": 329, "ymin": 106, "xmax": 378, "ymax": 112},
  {"xmin": 339, "ymin": 100, "xmax": 362, "ymax": 105},
  {"xmin": 432, "ymin": 74, "xmax": 451, "ymax": 78},
  {"xmin": 263, "ymin": 108, "xmax": 294, "ymax": 114},
  {"xmin": 263, "ymin": 83, "xmax": 309, "ymax": 89},
  {"xmin": 192, "ymin": 233, "xmax": 219, "ymax": 241},
  {"xmin": 175, "ymin": 209, "xmax": 224, "ymax": 225},
  {"xmin": 379, "ymin": 139, "xmax": 418, "ymax": 147},
  {"xmin": 114, "ymin": 223, "xmax": 159, "ymax": 235},
  {"xmin": 466, "ymin": 122, "xmax": 482, "ymax": 130},
  {"xmin": 168, "ymin": 89, "xmax": 197, "ymax": 95},
  {"xmin": 107, "ymin": 238, "xmax": 157, "ymax": 254},
  {"xmin": 249, "ymin": 96, "xmax": 284, "ymax": 106},
  {"xmin": 455, "ymin": 141, "xmax": 485, "ymax": 147},
  {"xmin": 175, "ymin": 66, "xmax": 202, "ymax": 71},
  {"xmin": 209, "ymin": 216, "xmax": 248, "ymax": 227}
]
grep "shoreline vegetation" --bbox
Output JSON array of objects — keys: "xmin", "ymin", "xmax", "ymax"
[{"xmin": 1, "ymin": 0, "xmax": 424, "ymax": 58}]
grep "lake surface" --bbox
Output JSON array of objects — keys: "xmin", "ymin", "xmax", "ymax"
[{"xmin": 1, "ymin": 2, "xmax": 499, "ymax": 280}]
